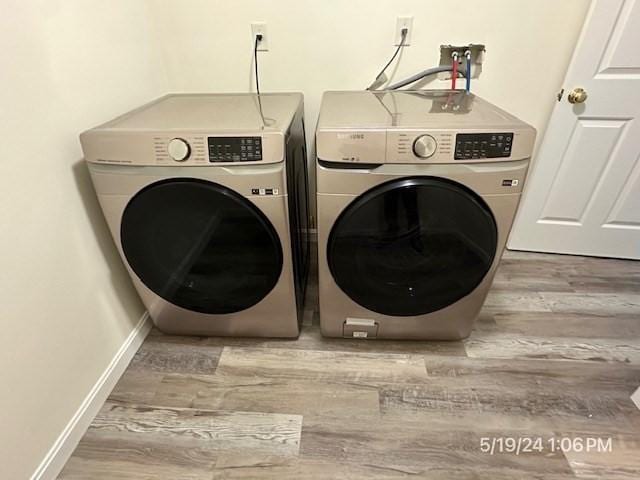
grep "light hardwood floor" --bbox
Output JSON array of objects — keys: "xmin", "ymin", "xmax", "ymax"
[{"xmin": 59, "ymin": 250, "xmax": 640, "ymax": 479}]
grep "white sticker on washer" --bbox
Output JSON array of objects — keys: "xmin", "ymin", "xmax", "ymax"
[
  {"xmin": 251, "ymin": 187, "xmax": 279, "ymax": 196},
  {"xmin": 501, "ymin": 179, "xmax": 519, "ymax": 187}
]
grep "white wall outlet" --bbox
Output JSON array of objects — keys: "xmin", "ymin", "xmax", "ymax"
[
  {"xmin": 251, "ymin": 22, "xmax": 268, "ymax": 51},
  {"xmin": 395, "ymin": 16, "xmax": 413, "ymax": 46}
]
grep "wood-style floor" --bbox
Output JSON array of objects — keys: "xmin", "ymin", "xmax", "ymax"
[{"xmin": 59, "ymin": 249, "xmax": 640, "ymax": 479}]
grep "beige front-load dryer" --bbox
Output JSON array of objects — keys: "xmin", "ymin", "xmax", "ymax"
[
  {"xmin": 316, "ymin": 90, "xmax": 536, "ymax": 340},
  {"xmin": 81, "ymin": 93, "xmax": 310, "ymax": 337}
]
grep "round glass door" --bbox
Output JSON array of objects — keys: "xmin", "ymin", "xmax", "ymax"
[
  {"xmin": 121, "ymin": 178, "xmax": 282, "ymax": 314},
  {"xmin": 327, "ymin": 177, "xmax": 497, "ymax": 316}
]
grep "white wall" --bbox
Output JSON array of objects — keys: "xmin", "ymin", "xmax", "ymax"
[
  {"xmin": 151, "ymin": 0, "xmax": 591, "ymax": 220},
  {"xmin": 1, "ymin": 1, "xmax": 590, "ymax": 478},
  {"xmin": 0, "ymin": 1, "xmax": 167, "ymax": 478}
]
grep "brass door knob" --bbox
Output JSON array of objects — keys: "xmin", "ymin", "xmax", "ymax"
[{"xmin": 568, "ymin": 87, "xmax": 588, "ymax": 104}]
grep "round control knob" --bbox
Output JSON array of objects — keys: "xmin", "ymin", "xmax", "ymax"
[
  {"xmin": 412, "ymin": 134, "xmax": 437, "ymax": 159},
  {"xmin": 168, "ymin": 138, "xmax": 191, "ymax": 161}
]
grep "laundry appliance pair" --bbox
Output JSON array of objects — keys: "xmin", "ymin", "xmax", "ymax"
[{"xmin": 82, "ymin": 91, "xmax": 535, "ymax": 340}]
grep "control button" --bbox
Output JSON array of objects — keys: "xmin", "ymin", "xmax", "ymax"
[
  {"xmin": 412, "ymin": 134, "xmax": 438, "ymax": 159},
  {"xmin": 168, "ymin": 138, "xmax": 191, "ymax": 161}
]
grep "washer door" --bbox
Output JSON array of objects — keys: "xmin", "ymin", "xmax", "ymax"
[
  {"xmin": 327, "ymin": 177, "xmax": 497, "ymax": 317},
  {"xmin": 121, "ymin": 178, "xmax": 283, "ymax": 315}
]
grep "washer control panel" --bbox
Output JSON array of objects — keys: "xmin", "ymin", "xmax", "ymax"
[
  {"xmin": 207, "ymin": 136, "xmax": 263, "ymax": 162},
  {"xmin": 333, "ymin": 129, "xmax": 534, "ymax": 165},
  {"xmin": 455, "ymin": 132, "xmax": 513, "ymax": 160}
]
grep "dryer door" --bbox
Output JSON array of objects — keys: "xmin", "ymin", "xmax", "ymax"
[
  {"xmin": 327, "ymin": 177, "xmax": 497, "ymax": 317},
  {"xmin": 121, "ymin": 178, "xmax": 283, "ymax": 315}
]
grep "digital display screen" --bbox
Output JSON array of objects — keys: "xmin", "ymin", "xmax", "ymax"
[
  {"xmin": 208, "ymin": 137, "xmax": 262, "ymax": 162},
  {"xmin": 455, "ymin": 132, "xmax": 513, "ymax": 160}
]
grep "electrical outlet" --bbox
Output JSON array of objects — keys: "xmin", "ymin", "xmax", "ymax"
[
  {"xmin": 251, "ymin": 22, "xmax": 268, "ymax": 51},
  {"xmin": 395, "ymin": 16, "xmax": 413, "ymax": 46}
]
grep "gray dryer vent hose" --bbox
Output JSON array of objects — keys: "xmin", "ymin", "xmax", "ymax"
[{"xmin": 386, "ymin": 66, "xmax": 454, "ymax": 90}]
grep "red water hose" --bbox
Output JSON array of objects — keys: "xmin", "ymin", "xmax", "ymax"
[{"xmin": 451, "ymin": 53, "xmax": 458, "ymax": 90}]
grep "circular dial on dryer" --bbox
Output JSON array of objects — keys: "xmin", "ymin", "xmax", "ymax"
[
  {"xmin": 412, "ymin": 134, "xmax": 437, "ymax": 158},
  {"xmin": 168, "ymin": 138, "xmax": 191, "ymax": 161}
]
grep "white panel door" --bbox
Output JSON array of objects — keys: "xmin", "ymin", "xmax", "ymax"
[{"xmin": 510, "ymin": 0, "xmax": 640, "ymax": 260}]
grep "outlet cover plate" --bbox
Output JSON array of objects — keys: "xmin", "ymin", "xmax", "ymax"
[
  {"xmin": 251, "ymin": 22, "xmax": 268, "ymax": 51},
  {"xmin": 395, "ymin": 16, "xmax": 413, "ymax": 46}
]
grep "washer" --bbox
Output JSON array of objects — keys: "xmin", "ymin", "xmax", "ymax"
[
  {"xmin": 81, "ymin": 93, "xmax": 309, "ymax": 337},
  {"xmin": 316, "ymin": 90, "xmax": 536, "ymax": 340}
]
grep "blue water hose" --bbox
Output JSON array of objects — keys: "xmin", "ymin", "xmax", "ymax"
[{"xmin": 466, "ymin": 53, "xmax": 471, "ymax": 93}]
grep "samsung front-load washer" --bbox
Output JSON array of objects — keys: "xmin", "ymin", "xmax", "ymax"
[
  {"xmin": 316, "ymin": 90, "xmax": 536, "ymax": 340},
  {"xmin": 81, "ymin": 93, "xmax": 309, "ymax": 337}
]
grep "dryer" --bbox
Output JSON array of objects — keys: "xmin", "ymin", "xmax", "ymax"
[
  {"xmin": 81, "ymin": 93, "xmax": 309, "ymax": 337},
  {"xmin": 316, "ymin": 90, "xmax": 536, "ymax": 340}
]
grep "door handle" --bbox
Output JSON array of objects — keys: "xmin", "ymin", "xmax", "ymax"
[{"xmin": 567, "ymin": 87, "xmax": 588, "ymax": 104}]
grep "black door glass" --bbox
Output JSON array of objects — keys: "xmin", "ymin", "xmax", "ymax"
[
  {"xmin": 285, "ymin": 118, "xmax": 310, "ymax": 314},
  {"xmin": 121, "ymin": 178, "xmax": 282, "ymax": 314},
  {"xmin": 327, "ymin": 177, "xmax": 497, "ymax": 316}
]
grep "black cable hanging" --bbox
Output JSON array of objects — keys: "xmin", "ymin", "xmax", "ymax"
[
  {"xmin": 253, "ymin": 34, "xmax": 271, "ymax": 127},
  {"xmin": 254, "ymin": 34, "xmax": 262, "ymax": 95},
  {"xmin": 367, "ymin": 29, "xmax": 407, "ymax": 90}
]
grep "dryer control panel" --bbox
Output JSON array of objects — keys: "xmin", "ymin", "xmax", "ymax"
[{"xmin": 79, "ymin": 132, "xmax": 284, "ymax": 166}]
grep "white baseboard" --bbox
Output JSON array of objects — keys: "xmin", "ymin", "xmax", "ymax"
[{"xmin": 31, "ymin": 312, "xmax": 151, "ymax": 480}]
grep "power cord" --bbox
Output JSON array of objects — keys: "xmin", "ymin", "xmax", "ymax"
[
  {"xmin": 367, "ymin": 28, "xmax": 407, "ymax": 90},
  {"xmin": 254, "ymin": 34, "xmax": 263, "ymax": 95},
  {"xmin": 253, "ymin": 33, "xmax": 275, "ymax": 127}
]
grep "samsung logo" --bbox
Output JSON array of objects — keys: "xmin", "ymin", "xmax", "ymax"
[{"xmin": 337, "ymin": 133, "xmax": 365, "ymax": 140}]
